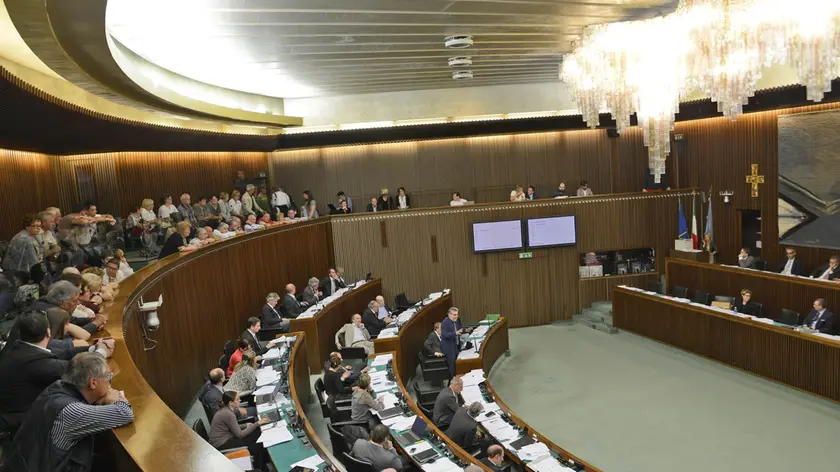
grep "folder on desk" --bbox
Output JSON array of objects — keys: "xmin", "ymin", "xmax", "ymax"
[{"xmin": 484, "ymin": 314, "xmax": 500, "ymax": 322}]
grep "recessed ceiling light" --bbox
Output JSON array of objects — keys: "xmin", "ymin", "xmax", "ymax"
[
  {"xmin": 448, "ymin": 56, "xmax": 473, "ymax": 67},
  {"xmin": 444, "ymin": 36, "xmax": 473, "ymax": 48},
  {"xmin": 452, "ymin": 70, "xmax": 474, "ymax": 80}
]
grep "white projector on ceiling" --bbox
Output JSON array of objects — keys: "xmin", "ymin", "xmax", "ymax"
[
  {"xmin": 444, "ymin": 36, "xmax": 474, "ymax": 48},
  {"xmin": 452, "ymin": 70, "xmax": 474, "ymax": 80},
  {"xmin": 448, "ymin": 56, "xmax": 473, "ymax": 67}
]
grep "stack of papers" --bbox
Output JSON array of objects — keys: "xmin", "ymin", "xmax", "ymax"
[
  {"xmin": 378, "ymin": 392, "xmax": 398, "ymax": 408},
  {"xmin": 429, "ymin": 292, "xmax": 444, "ymax": 300},
  {"xmin": 257, "ymin": 422, "xmax": 293, "ymax": 447},
  {"xmin": 256, "ymin": 370, "xmax": 282, "ymax": 387},
  {"xmin": 457, "ymin": 350, "xmax": 479, "ymax": 360},
  {"xmin": 461, "ymin": 369, "xmax": 485, "ymax": 387},
  {"xmin": 527, "ymin": 454, "xmax": 574, "ymax": 472},
  {"xmin": 371, "ymin": 354, "xmax": 393, "ymax": 367},
  {"xmin": 290, "ymin": 454, "xmax": 325, "ymax": 470},
  {"xmin": 386, "ymin": 414, "xmax": 417, "ymax": 431},
  {"xmin": 377, "ymin": 327, "xmax": 399, "ymax": 339},
  {"xmin": 471, "ymin": 325, "xmax": 489, "ymax": 338},
  {"xmin": 420, "ymin": 457, "xmax": 460, "ymax": 472},
  {"xmin": 253, "ymin": 385, "xmax": 278, "ymax": 397},
  {"xmin": 481, "ymin": 417, "xmax": 520, "ymax": 442},
  {"xmin": 518, "ymin": 442, "xmax": 551, "ymax": 461},
  {"xmin": 262, "ymin": 348, "xmax": 281, "ymax": 360}
]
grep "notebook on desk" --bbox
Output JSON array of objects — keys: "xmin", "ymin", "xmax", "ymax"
[
  {"xmin": 397, "ymin": 416, "xmax": 427, "ymax": 445},
  {"xmin": 510, "ymin": 435, "xmax": 536, "ymax": 450},
  {"xmin": 412, "ymin": 448, "xmax": 439, "ymax": 464},
  {"xmin": 377, "ymin": 406, "xmax": 403, "ymax": 420}
]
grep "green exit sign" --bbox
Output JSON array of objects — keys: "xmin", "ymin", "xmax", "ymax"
[{"xmin": 519, "ymin": 252, "xmax": 533, "ymax": 259}]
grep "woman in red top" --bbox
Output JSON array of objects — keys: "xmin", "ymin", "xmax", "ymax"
[{"xmin": 226, "ymin": 338, "xmax": 251, "ymax": 378}]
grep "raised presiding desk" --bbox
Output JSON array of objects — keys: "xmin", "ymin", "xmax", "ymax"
[
  {"xmin": 613, "ymin": 286, "xmax": 840, "ymax": 404},
  {"xmin": 290, "ymin": 278, "xmax": 382, "ymax": 372}
]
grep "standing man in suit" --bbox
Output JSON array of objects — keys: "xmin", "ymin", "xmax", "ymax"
[
  {"xmin": 440, "ymin": 307, "xmax": 463, "ymax": 377},
  {"xmin": 811, "ymin": 255, "xmax": 840, "ymax": 280},
  {"xmin": 424, "ymin": 322, "xmax": 445, "ymax": 358},
  {"xmin": 802, "ymin": 298, "xmax": 835, "ymax": 334},
  {"xmin": 482, "ymin": 445, "xmax": 505, "ymax": 471},
  {"xmin": 778, "ymin": 247, "xmax": 806, "ymax": 276},
  {"xmin": 241, "ymin": 317, "xmax": 279, "ymax": 355},
  {"xmin": 738, "ymin": 248, "xmax": 757, "ymax": 269},
  {"xmin": 281, "ymin": 284, "xmax": 305, "ymax": 318},
  {"xmin": 302, "ymin": 278, "xmax": 323, "ymax": 306},
  {"xmin": 335, "ymin": 314, "xmax": 374, "ymax": 354},
  {"xmin": 432, "ymin": 376, "xmax": 463, "ymax": 430},
  {"xmin": 446, "ymin": 402, "xmax": 487, "ymax": 449},
  {"xmin": 362, "ymin": 300, "xmax": 392, "ymax": 338},
  {"xmin": 260, "ymin": 293, "xmax": 290, "ymax": 333},
  {"xmin": 320, "ymin": 268, "xmax": 346, "ymax": 297}
]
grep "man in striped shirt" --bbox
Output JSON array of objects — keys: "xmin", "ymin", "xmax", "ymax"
[{"xmin": 0, "ymin": 353, "xmax": 134, "ymax": 472}]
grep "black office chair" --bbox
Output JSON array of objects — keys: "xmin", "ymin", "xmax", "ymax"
[
  {"xmin": 647, "ymin": 280, "xmax": 663, "ymax": 294},
  {"xmin": 219, "ymin": 340, "xmax": 235, "ymax": 372},
  {"xmin": 780, "ymin": 309, "xmax": 801, "ymax": 326},
  {"xmin": 413, "ymin": 381, "xmax": 440, "ymax": 406},
  {"xmin": 418, "ymin": 402, "xmax": 433, "ymax": 420},
  {"xmin": 756, "ymin": 260, "xmax": 768, "ymax": 271},
  {"xmin": 314, "ymin": 378, "xmax": 330, "ymax": 417},
  {"xmin": 342, "ymin": 452, "xmax": 375, "ymax": 472},
  {"xmin": 327, "ymin": 423, "xmax": 350, "ymax": 458},
  {"xmin": 713, "ymin": 295, "xmax": 735, "ymax": 306},
  {"xmin": 416, "ymin": 352, "xmax": 449, "ymax": 386},
  {"xmin": 191, "ymin": 419, "xmax": 250, "ymax": 456},
  {"xmin": 692, "ymin": 290, "xmax": 713, "ymax": 305},
  {"xmin": 394, "ymin": 293, "xmax": 417, "ymax": 311},
  {"xmin": 670, "ymin": 285, "xmax": 689, "ymax": 298},
  {"xmin": 752, "ymin": 302, "xmax": 764, "ymax": 318}
]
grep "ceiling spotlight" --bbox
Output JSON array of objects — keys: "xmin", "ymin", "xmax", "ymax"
[
  {"xmin": 444, "ymin": 35, "xmax": 474, "ymax": 48},
  {"xmin": 452, "ymin": 70, "xmax": 474, "ymax": 80},
  {"xmin": 448, "ymin": 56, "xmax": 473, "ymax": 67}
]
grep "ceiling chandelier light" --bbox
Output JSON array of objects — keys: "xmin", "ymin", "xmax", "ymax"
[{"xmin": 561, "ymin": 0, "xmax": 840, "ymax": 182}]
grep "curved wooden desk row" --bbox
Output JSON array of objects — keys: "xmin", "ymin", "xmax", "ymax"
[
  {"xmin": 666, "ymin": 258, "xmax": 840, "ymax": 321},
  {"xmin": 290, "ymin": 279, "xmax": 383, "ymax": 372},
  {"xmin": 613, "ymin": 287, "xmax": 840, "ymax": 404}
]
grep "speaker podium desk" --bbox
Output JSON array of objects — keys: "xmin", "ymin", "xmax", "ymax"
[
  {"xmin": 613, "ymin": 286, "xmax": 840, "ymax": 404},
  {"xmin": 290, "ymin": 278, "xmax": 382, "ymax": 373}
]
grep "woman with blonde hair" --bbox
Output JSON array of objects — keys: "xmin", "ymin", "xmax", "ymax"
[
  {"xmin": 228, "ymin": 190, "xmax": 244, "ymax": 220},
  {"xmin": 218, "ymin": 191, "xmax": 232, "ymax": 222},
  {"xmin": 351, "ymin": 373, "xmax": 385, "ymax": 428},
  {"xmin": 158, "ymin": 221, "xmax": 196, "ymax": 259},
  {"xmin": 140, "ymin": 198, "xmax": 157, "ymax": 223},
  {"xmin": 378, "ymin": 188, "xmax": 394, "ymax": 211},
  {"xmin": 81, "ymin": 272, "xmax": 109, "ymax": 304}
]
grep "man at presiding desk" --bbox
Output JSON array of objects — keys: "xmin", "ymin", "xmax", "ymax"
[{"xmin": 801, "ymin": 298, "xmax": 835, "ymax": 334}]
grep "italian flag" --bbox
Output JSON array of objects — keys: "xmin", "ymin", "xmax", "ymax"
[{"xmin": 691, "ymin": 196, "xmax": 699, "ymax": 249}]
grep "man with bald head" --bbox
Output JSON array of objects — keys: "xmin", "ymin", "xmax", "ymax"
[
  {"xmin": 198, "ymin": 368, "xmax": 254, "ymax": 420},
  {"xmin": 281, "ymin": 283, "xmax": 304, "ymax": 318},
  {"xmin": 481, "ymin": 445, "xmax": 505, "ymax": 471}
]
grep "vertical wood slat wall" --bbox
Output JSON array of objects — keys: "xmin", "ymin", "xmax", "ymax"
[
  {"xmin": 0, "ymin": 150, "xmax": 58, "ymax": 239},
  {"xmin": 331, "ymin": 192, "xmax": 691, "ymax": 328}
]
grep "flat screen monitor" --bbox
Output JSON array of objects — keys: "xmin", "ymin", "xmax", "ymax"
[
  {"xmin": 526, "ymin": 215, "xmax": 577, "ymax": 249},
  {"xmin": 471, "ymin": 219, "xmax": 524, "ymax": 253}
]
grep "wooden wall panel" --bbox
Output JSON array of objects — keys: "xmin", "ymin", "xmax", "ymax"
[
  {"xmin": 121, "ymin": 221, "xmax": 331, "ymax": 415},
  {"xmin": 578, "ymin": 273, "xmax": 660, "ymax": 311},
  {"xmin": 331, "ymin": 192, "xmax": 690, "ymax": 328},
  {"xmin": 0, "ymin": 149, "xmax": 58, "ymax": 240}
]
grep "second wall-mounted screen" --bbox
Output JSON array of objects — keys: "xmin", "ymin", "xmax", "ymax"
[{"xmin": 526, "ymin": 215, "xmax": 577, "ymax": 249}]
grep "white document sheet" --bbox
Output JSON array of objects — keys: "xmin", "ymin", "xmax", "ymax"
[
  {"xmin": 421, "ymin": 457, "xmax": 460, "ymax": 472},
  {"xmin": 404, "ymin": 440, "xmax": 433, "ymax": 456},
  {"xmin": 290, "ymin": 454, "xmax": 326, "ymax": 470},
  {"xmin": 257, "ymin": 423, "xmax": 293, "ymax": 447}
]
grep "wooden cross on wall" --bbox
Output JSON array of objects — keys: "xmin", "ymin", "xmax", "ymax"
[{"xmin": 746, "ymin": 164, "xmax": 765, "ymax": 198}]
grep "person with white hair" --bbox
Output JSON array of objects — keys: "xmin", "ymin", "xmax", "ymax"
[
  {"xmin": 302, "ymin": 277, "xmax": 323, "ymax": 306},
  {"xmin": 374, "ymin": 295, "xmax": 392, "ymax": 320},
  {"xmin": 362, "ymin": 299, "xmax": 392, "ymax": 338},
  {"xmin": 445, "ymin": 401, "xmax": 487, "ymax": 449},
  {"xmin": 242, "ymin": 184, "xmax": 264, "ymax": 217},
  {"xmin": 176, "ymin": 193, "xmax": 198, "ymax": 227},
  {"xmin": 212, "ymin": 222, "xmax": 237, "ymax": 240},
  {"xmin": 260, "ymin": 292, "xmax": 290, "ymax": 332},
  {"xmin": 189, "ymin": 227, "xmax": 214, "ymax": 247},
  {"xmin": 2, "ymin": 353, "xmax": 134, "ymax": 472}
]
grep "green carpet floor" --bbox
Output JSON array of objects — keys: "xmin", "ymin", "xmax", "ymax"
[{"xmin": 487, "ymin": 324, "xmax": 840, "ymax": 472}]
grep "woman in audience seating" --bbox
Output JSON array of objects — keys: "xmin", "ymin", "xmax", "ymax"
[
  {"xmin": 302, "ymin": 200, "xmax": 319, "ymax": 220},
  {"xmin": 227, "ymin": 338, "xmax": 252, "ymax": 377},
  {"xmin": 258, "ymin": 212, "xmax": 277, "ymax": 226},
  {"xmin": 351, "ymin": 373, "xmax": 385, "ymax": 428},
  {"xmin": 157, "ymin": 194, "xmax": 178, "ymax": 229},
  {"xmin": 113, "ymin": 249, "xmax": 134, "ymax": 278},
  {"xmin": 229, "ymin": 190, "xmax": 244, "ymax": 220},
  {"xmin": 335, "ymin": 199, "xmax": 352, "ymax": 214},
  {"xmin": 229, "ymin": 216, "xmax": 244, "ymax": 233},
  {"xmin": 79, "ymin": 273, "xmax": 105, "ymax": 308},
  {"xmin": 207, "ymin": 195, "xmax": 223, "ymax": 227},
  {"xmin": 73, "ymin": 278, "xmax": 99, "ymax": 320},
  {"xmin": 210, "ymin": 391, "xmax": 268, "ymax": 471},
  {"xmin": 47, "ymin": 309, "xmax": 90, "ymax": 347},
  {"xmin": 733, "ymin": 288, "xmax": 760, "ymax": 316},
  {"xmin": 218, "ymin": 191, "xmax": 232, "ymax": 222},
  {"xmin": 213, "ymin": 222, "xmax": 237, "ymax": 240},
  {"xmin": 140, "ymin": 198, "xmax": 158, "ymax": 225},
  {"xmin": 397, "ymin": 187, "xmax": 410, "ymax": 209},
  {"xmin": 158, "ymin": 221, "xmax": 197, "ymax": 259},
  {"xmin": 378, "ymin": 188, "xmax": 394, "ymax": 211},
  {"xmin": 226, "ymin": 352, "xmax": 257, "ymax": 396},
  {"xmin": 189, "ymin": 227, "xmax": 214, "ymax": 247}
]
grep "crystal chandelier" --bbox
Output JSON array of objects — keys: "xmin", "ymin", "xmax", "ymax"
[{"xmin": 561, "ymin": 0, "xmax": 840, "ymax": 182}]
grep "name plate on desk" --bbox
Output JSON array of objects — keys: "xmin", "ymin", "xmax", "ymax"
[{"xmin": 674, "ymin": 239, "xmax": 694, "ymax": 251}]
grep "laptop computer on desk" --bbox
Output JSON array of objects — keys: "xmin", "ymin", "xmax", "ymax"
[
  {"xmin": 263, "ymin": 409, "xmax": 282, "ymax": 423},
  {"xmin": 397, "ymin": 416, "xmax": 427, "ymax": 445},
  {"xmin": 377, "ymin": 407, "xmax": 403, "ymax": 420}
]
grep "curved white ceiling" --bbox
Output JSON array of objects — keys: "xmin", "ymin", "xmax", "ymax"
[{"xmin": 106, "ymin": 0, "xmax": 678, "ymax": 99}]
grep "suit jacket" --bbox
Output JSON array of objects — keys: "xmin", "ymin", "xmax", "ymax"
[
  {"xmin": 335, "ymin": 323, "xmax": 371, "ymax": 348},
  {"xmin": 0, "ymin": 340, "xmax": 67, "ymax": 429},
  {"xmin": 366, "ymin": 202, "xmax": 382, "ymax": 212},
  {"xmin": 241, "ymin": 329, "xmax": 266, "ymax": 355},
  {"xmin": 445, "ymin": 408, "xmax": 478, "ymax": 448},
  {"xmin": 302, "ymin": 285, "xmax": 322, "ymax": 306},
  {"xmin": 378, "ymin": 195, "xmax": 394, "ymax": 211},
  {"xmin": 738, "ymin": 255, "xmax": 757, "ymax": 269},
  {"xmin": 281, "ymin": 294, "xmax": 304, "ymax": 318},
  {"xmin": 352, "ymin": 439, "xmax": 403, "ymax": 472},
  {"xmin": 803, "ymin": 309, "xmax": 836, "ymax": 334},
  {"xmin": 424, "ymin": 331, "xmax": 442, "ymax": 356},
  {"xmin": 733, "ymin": 298, "xmax": 760, "ymax": 317},
  {"xmin": 200, "ymin": 383, "xmax": 225, "ymax": 419},
  {"xmin": 481, "ymin": 458, "xmax": 503, "ymax": 472},
  {"xmin": 320, "ymin": 276, "xmax": 345, "ymax": 297},
  {"xmin": 261, "ymin": 303, "xmax": 285, "ymax": 329},
  {"xmin": 362, "ymin": 308, "xmax": 387, "ymax": 337},
  {"xmin": 440, "ymin": 316, "xmax": 462, "ymax": 361},
  {"xmin": 811, "ymin": 264, "xmax": 840, "ymax": 280},
  {"xmin": 432, "ymin": 387, "xmax": 461, "ymax": 429},
  {"xmin": 777, "ymin": 258, "xmax": 806, "ymax": 276}
]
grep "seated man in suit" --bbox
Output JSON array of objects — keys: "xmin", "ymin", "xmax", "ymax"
[
  {"xmin": 802, "ymin": 298, "xmax": 836, "ymax": 334},
  {"xmin": 366, "ymin": 197, "xmax": 381, "ymax": 213},
  {"xmin": 737, "ymin": 248, "xmax": 757, "ymax": 269},
  {"xmin": 375, "ymin": 295, "xmax": 392, "ymax": 320},
  {"xmin": 241, "ymin": 317, "xmax": 279, "ymax": 355},
  {"xmin": 199, "ymin": 368, "xmax": 257, "ymax": 420},
  {"xmin": 320, "ymin": 267, "xmax": 346, "ymax": 297},
  {"xmin": 446, "ymin": 402, "xmax": 490, "ymax": 451},
  {"xmin": 362, "ymin": 300, "xmax": 392, "ymax": 338},
  {"xmin": 482, "ymin": 444, "xmax": 505, "ymax": 472},
  {"xmin": 351, "ymin": 424, "xmax": 405, "ymax": 472},
  {"xmin": 335, "ymin": 314, "xmax": 374, "ymax": 355},
  {"xmin": 260, "ymin": 292, "xmax": 290, "ymax": 333},
  {"xmin": 302, "ymin": 277, "xmax": 323, "ymax": 306},
  {"xmin": 281, "ymin": 283, "xmax": 306, "ymax": 318},
  {"xmin": 778, "ymin": 247, "xmax": 806, "ymax": 276},
  {"xmin": 811, "ymin": 255, "xmax": 840, "ymax": 280},
  {"xmin": 440, "ymin": 307, "xmax": 463, "ymax": 377},
  {"xmin": 732, "ymin": 289, "xmax": 761, "ymax": 316},
  {"xmin": 424, "ymin": 322, "xmax": 445, "ymax": 358},
  {"xmin": 433, "ymin": 376, "xmax": 464, "ymax": 430}
]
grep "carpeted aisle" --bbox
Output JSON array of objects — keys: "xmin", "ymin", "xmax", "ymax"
[{"xmin": 487, "ymin": 324, "xmax": 840, "ymax": 472}]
